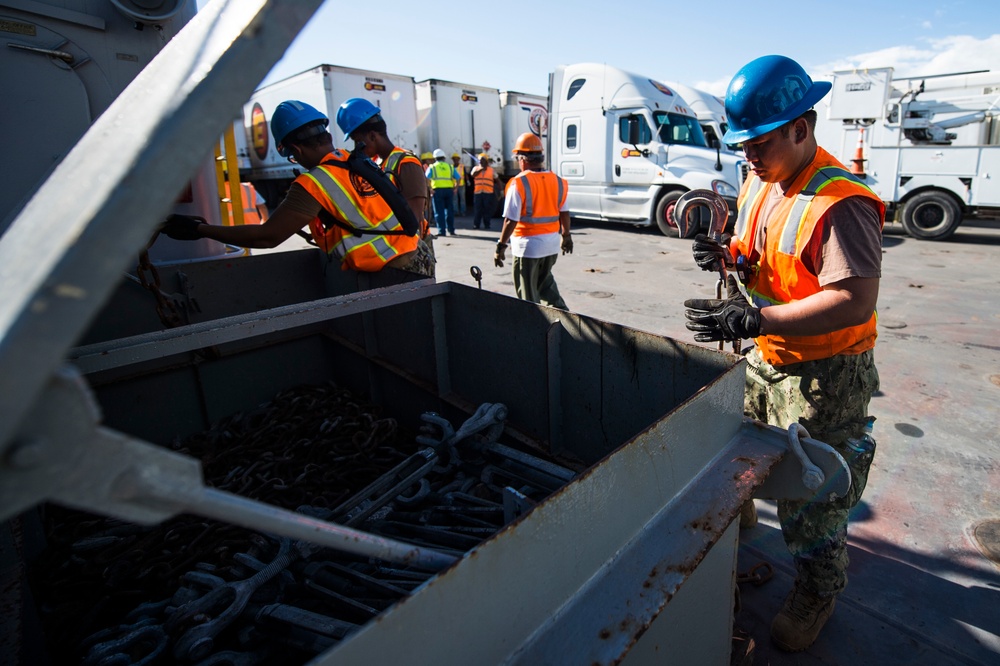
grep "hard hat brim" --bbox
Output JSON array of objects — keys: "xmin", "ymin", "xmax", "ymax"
[{"xmin": 723, "ymin": 80, "xmax": 831, "ymax": 144}]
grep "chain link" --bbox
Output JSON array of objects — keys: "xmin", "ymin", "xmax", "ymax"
[{"xmin": 136, "ymin": 250, "xmax": 183, "ymax": 328}]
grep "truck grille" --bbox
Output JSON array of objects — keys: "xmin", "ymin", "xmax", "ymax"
[{"xmin": 739, "ymin": 161, "xmax": 750, "ymax": 186}]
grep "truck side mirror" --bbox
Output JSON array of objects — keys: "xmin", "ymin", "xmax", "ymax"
[{"xmin": 627, "ymin": 119, "xmax": 641, "ymax": 146}]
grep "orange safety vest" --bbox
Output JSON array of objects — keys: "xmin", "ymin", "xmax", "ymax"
[
  {"xmin": 382, "ymin": 147, "xmax": 430, "ymax": 239},
  {"xmin": 473, "ymin": 166, "xmax": 495, "ymax": 194},
  {"xmin": 296, "ymin": 150, "xmax": 418, "ymax": 272},
  {"xmin": 731, "ymin": 146, "xmax": 886, "ymax": 366},
  {"xmin": 509, "ymin": 169, "xmax": 566, "ymax": 237},
  {"xmin": 224, "ymin": 181, "xmax": 264, "ymax": 225}
]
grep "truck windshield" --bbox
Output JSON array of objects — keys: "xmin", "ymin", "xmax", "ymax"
[{"xmin": 653, "ymin": 111, "xmax": 708, "ymax": 147}]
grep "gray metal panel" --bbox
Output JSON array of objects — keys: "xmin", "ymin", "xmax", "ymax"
[{"xmin": 313, "ymin": 363, "xmax": 754, "ymax": 665}]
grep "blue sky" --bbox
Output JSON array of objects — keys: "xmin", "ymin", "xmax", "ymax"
[{"xmin": 200, "ymin": 1, "xmax": 1000, "ymax": 96}]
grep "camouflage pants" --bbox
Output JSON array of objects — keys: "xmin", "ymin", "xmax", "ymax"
[
  {"xmin": 397, "ymin": 238, "xmax": 436, "ymax": 278},
  {"xmin": 745, "ymin": 347, "xmax": 880, "ymax": 597}
]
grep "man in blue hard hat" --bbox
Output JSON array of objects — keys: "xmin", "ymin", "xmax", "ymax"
[
  {"xmin": 337, "ymin": 97, "xmax": 435, "ymax": 268},
  {"xmin": 683, "ymin": 55, "xmax": 884, "ymax": 652},
  {"xmin": 337, "ymin": 99, "xmax": 427, "ymax": 232},
  {"xmin": 162, "ymin": 100, "xmax": 429, "ymax": 275}
]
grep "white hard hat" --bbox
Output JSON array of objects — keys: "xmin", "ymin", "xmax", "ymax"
[{"xmin": 432, "ymin": 148, "xmax": 446, "ymax": 159}]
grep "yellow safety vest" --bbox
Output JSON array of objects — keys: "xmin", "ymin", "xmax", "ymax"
[{"xmin": 429, "ymin": 161, "xmax": 455, "ymax": 189}]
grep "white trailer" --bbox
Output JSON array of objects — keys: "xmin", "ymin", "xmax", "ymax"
[
  {"xmin": 236, "ymin": 64, "xmax": 420, "ymax": 206},
  {"xmin": 549, "ymin": 63, "xmax": 745, "ymax": 237},
  {"xmin": 814, "ymin": 67, "xmax": 1000, "ymax": 240},
  {"xmin": 500, "ymin": 91, "xmax": 549, "ymax": 178},
  {"xmin": 415, "ymin": 78, "xmax": 504, "ymax": 176}
]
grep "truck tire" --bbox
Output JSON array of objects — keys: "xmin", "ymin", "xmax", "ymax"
[
  {"xmin": 901, "ymin": 191, "xmax": 963, "ymax": 241},
  {"xmin": 654, "ymin": 191, "xmax": 699, "ymax": 238}
]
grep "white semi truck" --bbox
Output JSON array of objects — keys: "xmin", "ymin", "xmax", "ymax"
[
  {"xmin": 661, "ymin": 81, "xmax": 740, "ymax": 154},
  {"xmin": 813, "ymin": 67, "xmax": 1000, "ymax": 241},
  {"xmin": 236, "ymin": 64, "xmax": 421, "ymax": 207},
  {"xmin": 549, "ymin": 63, "xmax": 745, "ymax": 237}
]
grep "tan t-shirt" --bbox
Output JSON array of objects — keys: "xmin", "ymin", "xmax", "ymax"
[{"xmin": 754, "ymin": 185, "xmax": 882, "ymax": 286}]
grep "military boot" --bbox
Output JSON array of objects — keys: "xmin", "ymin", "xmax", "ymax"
[{"xmin": 770, "ymin": 582, "xmax": 837, "ymax": 652}]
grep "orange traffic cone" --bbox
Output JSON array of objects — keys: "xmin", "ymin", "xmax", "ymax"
[{"xmin": 850, "ymin": 128, "xmax": 866, "ymax": 177}]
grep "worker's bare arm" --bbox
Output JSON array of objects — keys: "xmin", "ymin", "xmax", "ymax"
[{"xmin": 199, "ymin": 207, "xmax": 314, "ymax": 249}]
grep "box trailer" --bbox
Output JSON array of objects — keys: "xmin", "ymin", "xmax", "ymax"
[
  {"xmin": 415, "ymin": 78, "xmax": 504, "ymax": 178},
  {"xmin": 237, "ymin": 64, "xmax": 421, "ymax": 206},
  {"xmin": 500, "ymin": 90, "xmax": 549, "ymax": 178}
]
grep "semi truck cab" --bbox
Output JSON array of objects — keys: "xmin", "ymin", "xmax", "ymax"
[{"xmin": 550, "ymin": 63, "xmax": 744, "ymax": 237}]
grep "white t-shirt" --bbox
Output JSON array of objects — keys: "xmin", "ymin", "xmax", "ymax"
[{"xmin": 502, "ymin": 173, "xmax": 569, "ymax": 258}]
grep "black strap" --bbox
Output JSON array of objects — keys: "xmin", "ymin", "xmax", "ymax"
[{"xmin": 316, "ymin": 149, "xmax": 419, "ymax": 237}]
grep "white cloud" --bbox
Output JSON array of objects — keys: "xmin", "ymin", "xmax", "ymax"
[
  {"xmin": 811, "ymin": 34, "xmax": 1000, "ymax": 78},
  {"xmin": 694, "ymin": 76, "xmax": 733, "ymax": 98}
]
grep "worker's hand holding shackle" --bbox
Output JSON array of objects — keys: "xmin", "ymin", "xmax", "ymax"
[
  {"xmin": 684, "ymin": 275, "xmax": 761, "ymax": 342},
  {"xmin": 494, "ymin": 242, "xmax": 507, "ymax": 268},
  {"xmin": 692, "ymin": 233, "xmax": 734, "ymax": 273}
]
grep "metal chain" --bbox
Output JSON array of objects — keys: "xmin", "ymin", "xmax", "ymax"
[{"xmin": 136, "ymin": 250, "xmax": 183, "ymax": 328}]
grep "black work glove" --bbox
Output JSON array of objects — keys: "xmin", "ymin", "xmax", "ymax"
[
  {"xmin": 692, "ymin": 233, "xmax": 734, "ymax": 272},
  {"xmin": 684, "ymin": 275, "xmax": 761, "ymax": 342},
  {"xmin": 161, "ymin": 214, "xmax": 204, "ymax": 241},
  {"xmin": 494, "ymin": 242, "xmax": 507, "ymax": 268},
  {"xmin": 561, "ymin": 234, "xmax": 573, "ymax": 255}
]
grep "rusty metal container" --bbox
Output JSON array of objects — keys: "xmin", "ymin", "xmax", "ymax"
[{"xmin": 63, "ymin": 277, "xmax": 840, "ymax": 665}]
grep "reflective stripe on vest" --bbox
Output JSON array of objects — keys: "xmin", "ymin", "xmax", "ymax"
[
  {"xmin": 383, "ymin": 148, "xmax": 421, "ymax": 185},
  {"xmin": 298, "ymin": 151, "xmax": 416, "ymax": 271},
  {"xmin": 429, "ymin": 161, "xmax": 454, "ymax": 189},
  {"xmin": 473, "ymin": 166, "xmax": 495, "ymax": 193},
  {"xmin": 775, "ymin": 167, "xmax": 875, "ymax": 255},
  {"xmin": 512, "ymin": 170, "xmax": 566, "ymax": 237}
]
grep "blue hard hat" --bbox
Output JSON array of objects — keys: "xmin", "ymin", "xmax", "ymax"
[
  {"xmin": 722, "ymin": 55, "xmax": 831, "ymax": 144},
  {"xmin": 271, "ymin": 100, "xmax": 329, "ymax": 157},
  {"xmin": 336, "ymin": 98, "xmax": 382, "ymax": 140}
]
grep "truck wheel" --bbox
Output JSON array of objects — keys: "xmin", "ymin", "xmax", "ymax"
[
  {"xmin": 901, "ymin": 191, "xmax": 962, "ymax": 241},
  {"xmin": 654, "ymin": 191, "xmax": 698, "ymax": 238}
]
